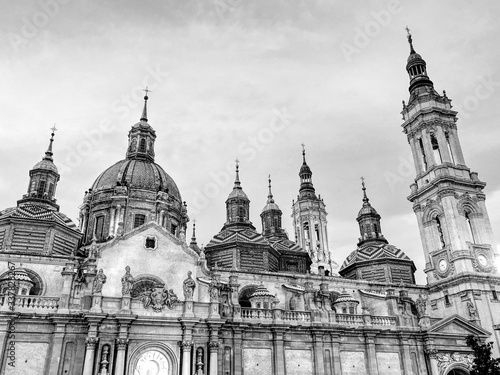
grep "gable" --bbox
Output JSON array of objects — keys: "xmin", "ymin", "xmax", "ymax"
[
  {"xmin": 428, "ymin": 314, "xmax": 491, "ymax": 337},
  {"xmin": 93, "ymin": 222, "xmax": 199, "ymax": 298}
]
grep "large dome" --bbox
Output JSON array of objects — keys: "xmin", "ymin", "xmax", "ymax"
[{"xmin": 91, "ymin": 159, "xmax": 181, "ymax": 200}]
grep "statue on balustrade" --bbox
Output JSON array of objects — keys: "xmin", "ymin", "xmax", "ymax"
[
  {"xmin": 183, "ymin": 271, "xmax": 196, "ymax": 300},
  {"xmin": 415, "ymin": 293, "xmax": 427, "ymax": 317},
  {"xmin": 92, "ymin": 269, "xmax": 107, "ymax": 294},
  {"xmin": 121, "ymin": 266, "xmax": 135, "ymax": 296}
]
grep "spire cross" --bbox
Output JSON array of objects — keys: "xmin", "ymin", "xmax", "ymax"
[
  {"xmin": 50, "ymin": 124, "xmax": 58, "ymax": 134},
  {"xmin": 405, "ymin": 26, "xmax": 411, "ymax": 37},
  {"xmin": 360, "ymin": 176, "xmax": 365, "ymax": 187},
  {"xmin": 235, "ymin": 158, "xmax": 239, "ymax": 168},
  {"xmin": 301, "ymin": 143, "xmax": 305, "ymax": 151},
  {"xmin": 142, "ymin": 86, "xmax": 152, "ymax": 97}
]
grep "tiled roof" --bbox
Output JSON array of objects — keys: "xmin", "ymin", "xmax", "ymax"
[
  {"xmin": 206, "ymin": 227, "xmax": 269, "ymax": 247},
  {"xmin": 340, "ymin": 243, "xmax": 413, "ymax": 271},
  {"xmin": 0, "ymin": 204, "xmax": 79, "ymax": 231}
]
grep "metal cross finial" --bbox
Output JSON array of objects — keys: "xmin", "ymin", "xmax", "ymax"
[
  {"xmin": 51, "ymin": 124, "xmax": 58, "ymax": 133},
  {"xmin": 360, "ymin": 176, "xmax": 366, "ymax": 188},
  {"xmin": 405, "ymin": 26, "xmax": 411, "ymax": 36},
  {"xmin": 142, "ymin": 86, "xmax": 152, "ymax": 96},
  {"xmin": 301, "ymin": 143, "xmax": 305, "ymax": 151},
  {"xmin": 192, "ymin": 218, "xmax": 196, "ymax": 224},
  {"xmin": 235, "ymin": 158, "xmax": 239, "ymax": 167}
]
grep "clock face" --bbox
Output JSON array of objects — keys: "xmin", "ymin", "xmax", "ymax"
[
  {"xmin": 439, "ymin": 259, "xmax": 448, "ymax": 272},
  {"xmin": 477, "ymin": 254, "xmax": 488, "ymax": 267}
]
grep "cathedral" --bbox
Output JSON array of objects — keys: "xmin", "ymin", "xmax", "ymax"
[{"xmin": 0, "ymin": 31, "xmax": 499, "ymax": 375}]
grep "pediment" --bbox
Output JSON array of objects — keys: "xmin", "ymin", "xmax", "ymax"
[{"xmin": 428, "ymin": 314, "xmax": 491, "ymax": 337}]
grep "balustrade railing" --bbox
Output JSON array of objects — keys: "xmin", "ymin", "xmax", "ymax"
[
  {"xmin": 282, "ymin": 310, "xmax": 311, "ymax": 322},
  {"xmin": 371, "ymin": 315, "xmax": 397, "ymax": 326},
  {"xmin": 0, "ymin": 295, "xmax": 59, "ymax": 310},
  {"xmin": 335, "ymin": 313, "xmax": 364, "ymax": 325},
  {"xmin": 241, "ymin": 307, "xmax": 274, "ymax": 320}
]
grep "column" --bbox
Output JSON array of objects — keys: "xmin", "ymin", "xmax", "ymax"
[
  {"xmin": 209, "ymin": 341, "xmax": 219, "ymax": 375},
  {"xmin": 312, "ymin": 332, "xmax": 325, "ymax": 375},
  {"xmin": 181, "ymin": 341, "xmax": 193, "ymax": 375},
  {"xmin": 47, "ymin": 321, "xmax": 67, "ymax": 375},
  {"xmin": 114, "ymin": 338, "xmax": 129, "ymax": 375},
  {"xmin": 448, "ymin": 128, "xmax": 466, "ymax": 165},
  {"xmin": 427, "ymin": 352, "xmax": 440, "ymax": 375},
  {"xmin": 330, "ymin": 336, "xmax": 342, "ymax": 375},
  {"xmin": 0, "ymin": 315, "xmax": 15, "ymax": 370},
  {"xmin": 109, "ymin": 206, "xmax": 116, "ymax": 237},
  {"xmin": 421, "ymin": 129, "xmax": 435, "ymax": 168},
  {"xmin": 399, "ymin": 336, "xmax": 413, "ymax": 375},
  {"xmin": 82, "ymin": 337, "xmax": 98, "ymax": 375},
  {"xmin": 409, "ymin": 137, "xmax": 424, "ymax": 175},
  {"xmin": 272, "ymin": 328, "xmax": 286, "ymax": 375},
  {"xmin": 114, "ymin": 316, "xmax": 135, "ymax": 375},
  {"xmin": 365, "ymin": 333, "xmax": 379, "ymax": 375},
  {"xmin": 233, "ymin": 328, "xmax": 243, "ymax": 375},
  {"xmin": 436, "ymin": 126, "xmax": 452, "ymax": 163}
]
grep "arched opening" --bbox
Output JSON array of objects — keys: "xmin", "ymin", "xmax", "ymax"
[
  {"xmin": 131, "ymin": 275, "xmax": 165, "ymax": 299},
  {"xmin": 238, "ymin": 285, "xmax": 258, "ymax": 308},
  {"xmin": 445, "ymin": 366, "xmax": 469, "ymax": 375},
  {"xmin": 127, "ymin": 342, "xmax": 178, "ymax": 375},
  {"xmin": 465, "ymin": 212, "xmax": 475, "ymax": 244},
  {"xmin": 139, "ymin": 138, "xmax": 146, "ymax": 152},
  {"xmin": 418, "ymin": 138, "xmax": 428, "ymax": 170},
  {"xmin": 431, "ymin": 135, "xmax": 442, "ymax": 164},
  {"xmin": 435, "ymin": 217, "xmax": 446, "ymax": 248}
]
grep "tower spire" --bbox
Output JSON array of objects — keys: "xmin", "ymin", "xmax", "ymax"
[
  {"xmin": 140, "ymin": 86, "xmax": 151, "ymax": 122},
  {"xmin": 405, "ymin": 26, "xmax": 415, "ymax": 54},
  {"xmin": 361, "ymin": 176, "xmax": 369, "ymax": 204},
  {"xmin": 301, "ymin": 143, "xmax": 306, "ymax": 164},
  {"xmin": 234, "ymin": 158, "xmax": 241, "ymax": 188},
  {"xmin": 44, "ymin": 125, "xmax": 57, "ymax": 161},
  {"xmin": 191, "ymin": 219, "xmax": 197, "ymax": 245},
  {"xmin": 267, "ymin": 174, "xmax": 274, "ymax": 203}
]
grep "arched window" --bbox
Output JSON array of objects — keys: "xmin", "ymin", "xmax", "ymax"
[
  {"xmin": 435, "ymin": 217, "xmax": 445, "ymax": 248},
  {"xmin": 418, "ymin": 138, "xmax": 428, "ymax": 171},
  {"xmin": 139, "ymin": 138, "xmax": 146, "ymax": 152},
  {"xmin": 238, "ymin": 285, "xmax": 258, "ymax": 308},
  {"xmin": 431, "ymin": 135, "xmax": 442, "ymax": 164},
  {"xmin": 465, "ymin": 212, "xmax": 475, "ymax": 244},
  {"xmin": 37, "ymin": 180, "xmax": 46, "ymax": 198},
  {"xmin": 303, "ymin": 222, "xmax": 310, "ymax": 240},
  {"xmin": 131, "ymin": 275, "xmax": 165, "ymax": 298}
]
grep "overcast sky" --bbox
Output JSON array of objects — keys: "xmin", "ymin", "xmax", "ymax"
[{"xmin": 2, "ymin": 1, "xmax": 500, "ymax": 284}]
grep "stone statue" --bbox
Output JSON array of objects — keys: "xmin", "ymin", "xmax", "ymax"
[
  {"xmin": 415, "ymin": 293, "xmax": 428, "ymax": 317},
  {"xmin": 121, "ymin": 266, "xmax": 135, "ymax": 296},
  {"xmin": 467, "ymin": 301, "xmax": 477, "ymax": 319},
  {"xmin": 183, "ymin": 271, "xmax": 196, "ymax": 300},
  {"xmin": 93, "ymin": 269, "xmax": 107, "ymax": 294}
]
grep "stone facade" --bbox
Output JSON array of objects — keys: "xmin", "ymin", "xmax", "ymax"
[{"xmin": 0, "ymin": 32, "xmax": 500, "ymax": 375}]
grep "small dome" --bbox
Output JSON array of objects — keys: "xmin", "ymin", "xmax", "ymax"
[
  {"xmin": 299, "ymin": 163, "xmax": 312, "ymax": 175},
  {"xmin": 227, "ymin": 187, "xmax": 248, "ymax": 200},
  {"xmin": 91, "ymin": 159, "xmax": 181, "ymax": 200},
  {"xmin": 357, "ymin": 203, "xmax": 379, "ymax": 217},
  {"xmin": 334, "ymin": 289, "xmax": 359, "ymax": 304},
  {"xmin": 131, "ymin": 120, "xmax": 155, "ymax": 131},
  {"xmin": 407, "ymin": 52, "xmax": 423, "ymax": 63},
  {"xmin": 250, "ymin": 284, "xmax": 274, "ymax": 298},
  {"xmin": 0, "ymin": 268, "xmax": 34, "ymax": 284},
  {"xmin": 32, "ymin": 159, "xmax": 58, "ymax": 173},
  {"xmin": 261, "ymin": 201, "xmax": 281, "ymax": 213}
]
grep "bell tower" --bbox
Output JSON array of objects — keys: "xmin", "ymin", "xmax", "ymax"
[
  {"xmin": 401, "ymin": 29, "xmax": 499, "ymax": 283},
  {"xmin": 291, "ymin": 145, "xmax": 334, "ymax": 275}
]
